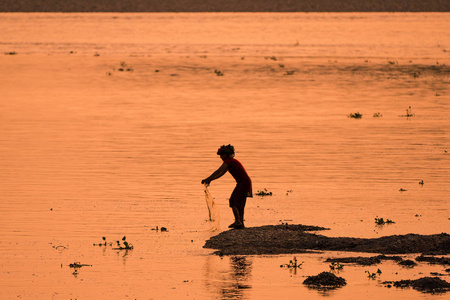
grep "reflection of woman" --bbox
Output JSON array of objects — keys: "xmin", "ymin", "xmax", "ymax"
[{"xmin": 202, "ymin": 145, "xmax": 252, "ymax": 229}]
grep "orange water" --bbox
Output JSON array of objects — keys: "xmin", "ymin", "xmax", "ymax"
[{"xmin": 0, "ymin": 13, "xmax": 449, "ymax": 299}]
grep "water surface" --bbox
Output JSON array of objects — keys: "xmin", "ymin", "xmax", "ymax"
[{"xmin": 0, "ymin": 13, "xmax": 449, "ymax": 299}]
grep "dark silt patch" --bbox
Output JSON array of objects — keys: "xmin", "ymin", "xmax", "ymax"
[
  {"xmin": 203, "ymin": 224, "xmax": 450, "ymax": 256},
  {"xmin": 383, "ymin": 277, "xmax": 450, "ymax": 293},
  {"xmin": 303, "ymin": 272, "xmax": 346, "ymax": 290}
]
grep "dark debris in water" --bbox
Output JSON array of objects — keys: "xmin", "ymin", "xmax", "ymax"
[
  {"xmin": 303, "ymin": 272, "xmax": 346, "ymax": 289},
  {"xmin": 383, "ymin": 277, "xmax": 450, "ymax": 293},
  {"xmin": 203, "ymin": 224, "xmax": 450, "ymax": 256}
]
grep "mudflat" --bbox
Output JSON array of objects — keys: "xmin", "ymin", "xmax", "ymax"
[{"xmin": 204, "ymin": 224, "xmax": 450, "ymax": 255}]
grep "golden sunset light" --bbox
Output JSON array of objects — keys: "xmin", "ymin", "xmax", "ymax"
[{"xmin": 1, "ymin": 1, "xmax": 449, "ymax": 299}]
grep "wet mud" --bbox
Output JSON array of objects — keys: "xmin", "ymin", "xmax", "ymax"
[
  {"xmin": 203, "ymin": 224, "xmax": 450, "ymax": 256},
  {"xmin": 303, "ymin": 272, "xmax": 346, "ymax": 290},
  {"xmin": 383, "ymin": 277, "xmax": 450, "ymax": 293}
]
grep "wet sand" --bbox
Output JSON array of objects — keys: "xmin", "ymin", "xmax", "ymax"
[{"xmin": 204, "ymin": 224, "xmax": 450, "ymax": 255}]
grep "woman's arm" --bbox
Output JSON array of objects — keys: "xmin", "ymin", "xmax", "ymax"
[{"xmin": 202, "ymin": 162, "xmax": 228, "ymax": 184}]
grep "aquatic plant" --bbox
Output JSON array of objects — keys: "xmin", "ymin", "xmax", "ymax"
[
  {"xmin": 280, "ymin": 256, "xmax": 303, "ymax": 269},
  {"xmin": 419, "ymin": 180, "xmax": 424, "ymax": 185},
  {"xmin": 113, "ymin": 236, "xmax": 134, "ymax": 250},
  {"xmin": 255, "ymin": 189, "xmax": 272, "ymax": 196},
  {"xmin": 279, "ymin": 64, "xmax": 285, "ymax": 68},
  {"xmin": 69, "ymin": 262, "xmax": 92, "ymax": 268},
  {"xmin": 348, "ymin": 112, "xmax": 363, "ymax": 119},
  {"xmin": 329, "ymin": 262, "xmax": 344, "ymax": 271},
  {"xmin": 284, "ymin": 70, "xmax": 295, "ymax": 76},
  {"xmin": 214, "ymin": 69, "xmax": 224, "ymax": 76},
  {"xmin": 4, "ymin": 51, "xmax": 17, "ymax": 55},
  {"xmin": 366, "ymin": 269, "xmax": 382, "ymax": 279},
  {"xmin": 286, "ymin": 190, "xmax": 293, "ymax": 195},
  {"xmin": 400, "ymin": 106, "xmax": 415, "ymax": 117},
  {"xmin": 375, "ymin": 217, "xmax": 395, "ymax": 225},
  {"xmin": 118, "ymin": 61, "xmax": 133, "ymax": 72},
  {"xmin": 373, "ymin": 112, "xmax": 383, "ymax": 118},
  {"xmin": 265, "ymin": 56, "xmax": 277, "ymax": 61}
]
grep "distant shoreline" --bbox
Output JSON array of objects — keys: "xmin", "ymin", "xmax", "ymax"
[{"xmin": 1, "ymin": 0, "xmax": 449, "ymax": 12}]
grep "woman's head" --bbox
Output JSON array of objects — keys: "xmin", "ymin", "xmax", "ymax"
[{"xmin": 217, "ymin": 144, "xmax": 235, "ymax": 158}]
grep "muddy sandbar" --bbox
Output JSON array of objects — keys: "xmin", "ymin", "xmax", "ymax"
[{"xmin": 203, "ymin": 224, "xmax": 450, "ymax": 255}]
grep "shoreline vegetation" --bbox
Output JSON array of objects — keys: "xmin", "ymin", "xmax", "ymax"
[
  {"xmin": 203, "ymin": 224, "xmax": 450, "ymax": 256},
  {"xmin": 1, "ymin": 0, "xmax": 450, "ymax": 12}
]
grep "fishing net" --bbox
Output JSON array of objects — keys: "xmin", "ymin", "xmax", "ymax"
[{"xmin": 204, "ymin": 184, "xmax": 220, "ymax": 229}]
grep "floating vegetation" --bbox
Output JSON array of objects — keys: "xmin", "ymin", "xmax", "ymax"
[
  {"xmin": 419, "ymin": 180, "xmax": 424, "ymax": 185},
  {"xmin": 118, "ymin": 61, "xmax": 133, "ymax": 72},
  {"xmin": 278, "ymin": 64, "xmax": 285, "ymax": 68},
  {"xmin": 113, "ymin": 236, "xmax": 134, "ymax": 250},
  {"xmin": 255, "ymin": 188, "xmax": 272, "ymax": 196},
  {"xmin": 375, "ymin": 217, "xmax": 395, "ymax": 225},
  {"xmin": 366, "ymin": 269, "xmax": 382, "ymax": 279},
  {"xmin": 264, "ymin": 56, "xmax": 277, "ymax": 61},
  {"xmin": 214, "ymin": 69, "xmax": 224, "ymax": 76},
  {"xmin": 286, "ymin": 189, "xmax": 293, "ymax": 195},
  {"xmin": 151, "ymin": 226, "xmax": 168, "ymax": 232},
  {"xmin": 373, "ymin": 112, "xmax": 383, "ymax": 118},
  {"xmin": 388, "ymin": 60, "xmax": 398, "ymax": 65},
  {"xmin": 411, "ymin": 71, "xmax": 421, "ymax": 78},
  {"xmin": 280, "ymin": 256, "xmax": 303, "ymax": 269},
  {"xmin": 399, "ymin": 188, "xmax": 407, "ymax": 192},
  {"xmin": 93, "ymin": 52, "xmax": 100, "ymax": 56},
  {"xmin": 4, "ymin": 51, "xmax": 17, "ymax": 55},
  {"xmin": 329, "ymin": 262, "xmax": 344, "ymax": 271},
  {"xmin": 348, "ymin": 112, "xmax": 363, "ymax": 119},
  {"xmin": 383, "ymin": 277, "xmax": 450, "ymax": 293},
  {"xmin": 303, "ymin": 272, "xmax": 346, "ymax": 289},
  {"xmin": 284, "ymin": 70, "xmax": 295, "ymax": 76},
  {"xmin": 400, "ymin": 106, "xmax": 415, "ymax": 117},
  {"xmin": 94, "ymin": 236, "xmax": 134, "ymax": 250},
  {"xmin": 69, "ymin": 262, "xmax": 92, "ymax": 268}
]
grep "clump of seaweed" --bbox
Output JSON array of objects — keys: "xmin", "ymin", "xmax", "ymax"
[
  {"xmin": 375, "ymin": 217, "xmax": 395, "ymax": 225},
  {"xmin": 284, "ymin": 70, "xmax": 295, "ymax": 76},
  {"xmin": 255, "ymin": 189, "xmax": 272, "ymax": 196},
  {"xmin": 303, "ymin": 272, "xmax": 346, "ymax": 289},
  {"xmin": 348, "ymin": 112, "xmax": 363, "ymax": 119},
  {"xmin": 264, "ymin": 56, "xmax": 277, "ymax": 61},
  {"xmin": 4, "ymin": 51, "xmax": 17, "ymax": 55}
]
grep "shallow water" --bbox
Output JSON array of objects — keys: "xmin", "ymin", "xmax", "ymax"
[{"xmin": 0, "ymin": 13, "xmax": 449, "ymax": 299}]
